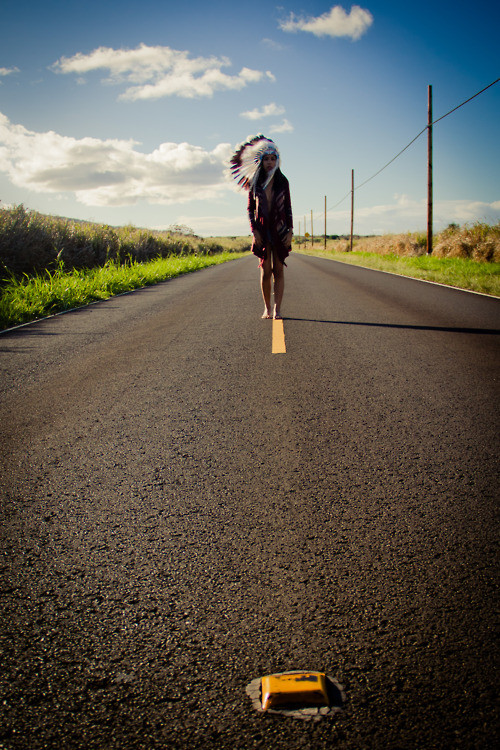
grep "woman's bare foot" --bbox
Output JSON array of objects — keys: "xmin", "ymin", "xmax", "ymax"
[
  {"xmin": 273, "ymin": 307, "xmax": 282, "ymax": 319},
  {"xmin": 262, "ymin": 309, "xmax": 272, "ymax": 319}
]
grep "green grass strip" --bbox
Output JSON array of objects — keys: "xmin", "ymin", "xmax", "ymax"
[
  {"xmin": 0, "ymin": 253, "xmax": 244, "ymax": 330},
  {"xmin": 297, "ymin": 248, "xmax": 500, "ymax": 297}
]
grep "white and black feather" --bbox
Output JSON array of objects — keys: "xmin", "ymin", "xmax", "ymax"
[{"xmin": 229, "ymin": 134, "xmax": 280, "ymax": 192}]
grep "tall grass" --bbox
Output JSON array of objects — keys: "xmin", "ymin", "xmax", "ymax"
[
  {"xmin": 296, "ymin": 222, "xmax": 500, "ymax": 262},
  {"xmin": 0, "ymin": 254, "xmax": 243, "ymax": 330},
  {"xmin": 0, "ymin": 204, "xmax": 250, "ymax": 275},
  {"xmin": 339, "ymin": 222, "xmax": 500, "ymax": 262},
  {"xmin": 296, "ymin": 222, "xmax": 500, "ymax": 296},
  {"xmin": 433, "ymin": 222, "xmax": 500, "ymax": 262},
  {"xmin": 2, "ymin": 206, "xmax": 498, "ymax": 329},
  {"xmin": 0, "ymin": 205, "xmax": 251, "ymax": 329}
]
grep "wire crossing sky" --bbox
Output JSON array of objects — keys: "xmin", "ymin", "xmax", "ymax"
[
  {"xmin": 326, "ymin": 77, "xmax": 500, "ymax": 214},
  {"xmin": 0, "ymin": 1, "xmax": 498, "ymax": 236}
]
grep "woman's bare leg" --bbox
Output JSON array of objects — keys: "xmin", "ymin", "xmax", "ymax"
[
  {"xmin": 272, "ymin": 250, "xmax": 284, "ymax": 318},
  {"xmin": 260, "ymin": 253, "xmax": 273, "ymax": 318}
]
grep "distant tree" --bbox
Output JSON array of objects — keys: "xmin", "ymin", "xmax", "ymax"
[{"xmin": 167, "ymin": 223, "xmax": 197, "ymax": 236}]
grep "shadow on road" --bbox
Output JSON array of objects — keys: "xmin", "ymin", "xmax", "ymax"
[{"xmin": 284, "ymin": 318, "xmax": 500, "ymax": 335}]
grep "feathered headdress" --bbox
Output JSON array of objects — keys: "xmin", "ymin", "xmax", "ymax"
[{"xmin": 229, "ymin": 134, "xmax": 280, "ymax": 193}]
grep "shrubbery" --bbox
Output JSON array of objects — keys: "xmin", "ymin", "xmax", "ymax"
[
  {"xmin": 322, "ymin": 222, "xmax": 500, "ymax": 262},
  {"xmin": 433, "ymin": 222, "xmax": 500, "ymax": 262},
  {"xmin": 0, "ymin": 205, "xmax": 249, "ymax": 277}
]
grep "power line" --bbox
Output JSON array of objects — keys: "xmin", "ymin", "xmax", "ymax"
[
  {"xmin": 432, "ymin": 77, "xmax": 499, "ymax": 126},
  {"xmin": 354, "ymin": 126, "xmax": 427, "ymax": 192},
  {"xmin": 324, "ymin": 77, "xmax": 499, "ymax": 216},
  {"xmin": 326, "ymin": 189, "xmax": 352, "ymax": 211}
]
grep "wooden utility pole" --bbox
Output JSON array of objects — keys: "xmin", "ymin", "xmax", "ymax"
[
  {"xmin": 324, "ymin": 195, "xmax": 327, "ymax": 250},
  {"xmin": 349, "ymin": 169, "xmax": 354, "ymax": 252},
  {"xmin": 427, "ymin": 84, "xmax": 433, "ymax": 255},
  {"xmin": 311, "ymin": 209, "xmax": 314, "ymax": 247}
]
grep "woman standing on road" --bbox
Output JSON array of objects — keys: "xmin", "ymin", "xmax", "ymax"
[{"xmin": 230, "ymin": 135, "xmax": 293, "ymax": 319}]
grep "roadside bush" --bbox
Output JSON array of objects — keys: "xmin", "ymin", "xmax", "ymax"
[
  {"xmin": 0, "ymin": 205, "xmax": 247, "ymax": 278},
  {"xmin": 323, "ymin": 222, "xmax": 500, "ymax": 262},
  {"xmin": 0, "ymin": 205, "xmax": 120, "ymax": 274},
  {"xmin": 351, "ymin": 233, "xmax": 425, "ymax": 257},
  {"xmin": 433, "ymin": 221, "xmax": 500, "ymax": 262}
]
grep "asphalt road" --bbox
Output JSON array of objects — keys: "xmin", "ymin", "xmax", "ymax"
[{"xmin": 1, "ymin": 254, "xmax": 499, "ymax": 749}]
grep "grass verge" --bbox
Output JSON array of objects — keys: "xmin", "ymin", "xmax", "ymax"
[
  {"xmin": 296, "ymin": 247, "xmax": 500, "ymax": 297},
  {"xmin": 0, "ymin": 204, "xmax": 251, "ymax": 275},
  {"xmin": 0, "ymin": 253, "xmax": 245, "ymax": 331}
]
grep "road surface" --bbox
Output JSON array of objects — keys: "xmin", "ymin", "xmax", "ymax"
[{"xmin": 1, "ymin": 254, "xmax": 499, "ymax": 749}]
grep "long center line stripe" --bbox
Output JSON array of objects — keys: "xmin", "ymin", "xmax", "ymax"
[{"xmin": 272, "ymin": 318, "xmax": 286, "ymax": 354}]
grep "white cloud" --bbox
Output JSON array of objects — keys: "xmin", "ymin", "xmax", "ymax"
[
  {"xmin": 280, "ymin": 5, "xmax": 373, "ymax": 41},
  {"xmin": 51, "ymin": 43, "xmax": 275, "ymax": 100},
  {"xmin": 432, "ymin": 199, "xmax": 500, "ymax": 228},
  {"xmin": 261, "ymin": 38, "xmax": 287, "ymax": 51},
  {"xmin": 181, "ymin": 196, "xmax": 500, "ymax": 237},
  {"xmin": 327, "ymin": 194, "xmax": 500, "ymax": 234},
  {"xmin": 0, "ymin": 67, "xmax": 20, "ymax": 77},
  {"xmin": 0, "ymin": 112, "xmax": 233, "ymax": 206},
  {"xmin": 269, "ymin": 119, "xmax": 294, "ymax": 134},
  {"xmin": 170, "ymin": 197, "xmax": 500, "ymax": 239},
  {"xmin": 169, "ymin": 214, "xmax": 252, "ymax": 237},
  {"xmin": 240, "ymin": 102, "xmax": 285, "ymax": 120},
  {"xmin": 239, "ymin": 103, "xmax": 293, "ymax": 133}
]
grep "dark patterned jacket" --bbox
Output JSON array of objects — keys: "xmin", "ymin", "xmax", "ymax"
[{"xmin": 247, "ymin": 170, "xmax": 293, "ymax": 264}]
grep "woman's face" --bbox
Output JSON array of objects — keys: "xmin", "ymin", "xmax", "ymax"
[{"xmin": 262, "ymin": 153, "xmax": 277, "ymax": 172}]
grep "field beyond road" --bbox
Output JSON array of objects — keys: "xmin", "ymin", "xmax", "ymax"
[
  {"xmin": 298, "ymin": 246, "xmax": 500, "ymax": 296},
  {"xmin": 1, "ymin": 208, "xmax": 498, "ymax": 330},
  {"xmin": 296, "ymin": 221, "xmax": 500, "ymax": 297}
]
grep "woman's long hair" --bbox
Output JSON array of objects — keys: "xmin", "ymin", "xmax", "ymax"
[{"xmin": 257, "ymin": 165, "xmax": 287, "ymax": 191}]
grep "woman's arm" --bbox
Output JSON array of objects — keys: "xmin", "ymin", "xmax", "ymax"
[
  {"xmin": 284, "ymin": 184, "xmax": 293, "ymax": 233},
  {"xmin": 283, "ymin": 183, "xmax": 293, "ymax": 248},
  {"xmin": 247, "ymin": 191, "xmax": 256, "ymax": 232},
  {"xmin": 248, "ymin": 191, "xmax": 263, "ymax": 247}
]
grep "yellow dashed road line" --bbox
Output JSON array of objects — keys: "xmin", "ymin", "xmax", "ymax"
[{"xmin": 272, "ymin": 318, "xmax": 286, "ymax": 353}]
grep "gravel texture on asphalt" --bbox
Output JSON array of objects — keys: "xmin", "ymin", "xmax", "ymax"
[{"xmin": 1, "ymin": 255, "xmax": 499, "ymax": 749}]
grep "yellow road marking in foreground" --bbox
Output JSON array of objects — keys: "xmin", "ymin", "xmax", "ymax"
[{"xmin": 272, "ymin": 318, "xmax": 286, "ymax": 353}]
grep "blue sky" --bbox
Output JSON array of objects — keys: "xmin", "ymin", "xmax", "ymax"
[{"xmin": 0, "ymin": 1, "xmax": 498, "ymax": 236}]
